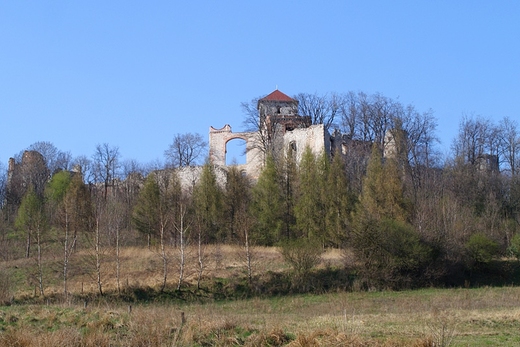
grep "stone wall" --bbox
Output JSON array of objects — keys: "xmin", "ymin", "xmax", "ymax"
[{"xmin": 209, "ymin": 124, "xmax": 264, "ymax": 179}]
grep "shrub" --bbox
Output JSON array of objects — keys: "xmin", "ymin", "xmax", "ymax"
[
  {"xmin": 352, "ymin": 218, "xmax": 434, "ymax": 289},
  {"xmin": 279, "ymin": 238, "xmax": 324, "ymax": 278},
  {"xmin": 466, "ymin": 233, "xmax": 499, "ymax": 266},
  {"xmin": 508, "ymin": 233, "xmax": 520, "ymax": 260}
]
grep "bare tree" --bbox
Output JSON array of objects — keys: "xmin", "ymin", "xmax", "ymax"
[
  {"xmin": 338, "ymin": 92, "xmax": 401, "ymax": 145},
  {"xmin": 452, "ymin": 116, "xmax": 493, "ymax": 166},
  {"xmin": 106, "ymin": 198, "xmax": 126, "ymax": 294},
  {"xmin": 72, "ymin": 155, "xmax": 94, "ymax": 183},
  {"xmin": 16, "ymin": 189, "xmax": 47, "ymax": 296},
  {"xmin": 121, "ymin": 159, "xmax": 147, "ymax": 178},
  {"xmin": 164, "ymin": 133, "xmax": 207, "ymax": 168},
  {"xmin": 399, "ymin": 105, "xmax": 439, "ymax": 169},
  {"xmin": 119, "ymin": 159, "xmax": 146, "ymax": 216},
  {"xmin": 499, "ymin": 117, "xmax": 520, "ymax": 176},
  {"xmin": 241, "ymin": 96, "xmax": 261, "ymax": 133},
  {"xmin": 193, "ymin": 206, "xmax": 207, "ymax": 290},
  {"xmin": 294, "ymin": 92, "xmax": 341, "ymax": 130},
  {"xmin": 91, "ymin": 190, "xmax": 106, "ymax": 296},
  {"xmin": 92, "ymin": 143, "xmax": 121, "ymax": 199},
  {"xmin": 28, "ymin": 141, "xmax": 72, "ymax": 174},
  {"xmin": 338, "ymin": 91, "xmax": 359, "ymax": 138},
  {"xmin": 175, "ymin": 198, "xmax": 190, "ymax": 290},
  {"xmin": 61, "ymin": 174, "xmax": 92, "ymax": 296},
  {"xmin": 241, "ymin": 95, "xmax": 283, "ymax": 158}
]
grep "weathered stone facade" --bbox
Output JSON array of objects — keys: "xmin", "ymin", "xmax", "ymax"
[
  {"xmin": 209, "ymin": 124, "xmax": 262, "ymax": 178},
  {"xmin": 7, "ymin": 150, "xmax": 49, "ymax": 205},
  {"xmin": 209, "ymin": 90, "xmax": 332, "ymax": 179}
]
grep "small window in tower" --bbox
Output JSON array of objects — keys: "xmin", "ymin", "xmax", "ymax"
[{"xmin": 277, "ymin": 106, "xmax": 281, "ymax": 114}]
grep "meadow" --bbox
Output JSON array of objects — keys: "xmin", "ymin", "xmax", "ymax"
[{"xmin": 1, "ymin": 245, "xmax": 520, "ymax": 346}]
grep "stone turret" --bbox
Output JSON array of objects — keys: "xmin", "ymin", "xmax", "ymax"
[
  {"xmin": 257, "ymin": 90, "xmax": 311, "ymax": 136},
  {"xmin": 6, "ymin": 150, "xmax": 49, "ymax": 205}
]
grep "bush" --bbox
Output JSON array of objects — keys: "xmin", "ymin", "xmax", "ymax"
[
  {"xmin": 352, "ymin": 218, "xmax": 434, "ymax": 289},
  {"xmin": 508, "ymin": 233, "xmax": 520, "ymax": 260},
  {"xmin": 466, "ymin": 233, "xmax": 499, "ymax": 266},
  {"xmin": 280, "ymin": 238, "xmax": 324, "ymax": 277}
]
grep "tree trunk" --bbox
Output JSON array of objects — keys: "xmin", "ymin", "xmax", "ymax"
[
  {"xmin": 160, "ymin": 224, "xmax": 168, "ymax": 293},
  {"xmin": 36, "ymin": 226, "xmax": 44, "ymax": 297},
  {"xmin": 95, "ymin": 218, "xmax": 103, "ymax": 296},
  {"xmin": 116, "ymin": 224, "xmax": 121, "ymax": 294},
  {"xmin": 197, "ymin": 230, "xmax": 204, "ymax": 290},
  {"xmin": 25, "ymin": 231, "xmax": 31, "ymax": 258},
  {"xmin": 63, "ymin": 212, "xmax": 69, "ymax": 296},
  {"xmin": 244, "ymin": 229, "xmax": 252, "ymax": 285},
  {"xmin": 177, "ymin": 205, "xmax": 187, "ymax": 291}
]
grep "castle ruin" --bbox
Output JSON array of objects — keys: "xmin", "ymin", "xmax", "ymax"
[{"xmin": 209, "ymin": 90, "xmax": 332, "ymax": 178}]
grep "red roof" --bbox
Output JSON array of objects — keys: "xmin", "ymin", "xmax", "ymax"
[{"xmin": 260, "ymin": 89, "xmax": 295, "ymax": 102}]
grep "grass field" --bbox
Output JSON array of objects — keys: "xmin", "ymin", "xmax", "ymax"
[{"xmin": 2, "ymin": 245, "xmax": 520, "ymax": 346}]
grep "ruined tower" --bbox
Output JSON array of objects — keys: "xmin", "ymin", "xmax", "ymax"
[
  {"xmin": 257, "ymin": 89, "xmax": 310, "ymax": 137},
  {"xmin": 208, "ymin": 89, "xmax": 329, "ymax": 179},
  {"xmin": 6, "ymin": 150, "xmax": 49, "ymax": 207}
]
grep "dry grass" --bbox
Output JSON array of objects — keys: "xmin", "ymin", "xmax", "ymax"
[
  {"xmin": 77, "ymin": 245, "xmax": 290, "ymax": 294},
  {"xmin": 2, "ymin": 246, "xmax": 520, "ymax": 346},
  {"xmin": 2, "ymin": 287, "xmax": 520, "ymax": 346},
  {"xmin": 3, "ymin": 244, "xmax": 293, "ymax": 298}
]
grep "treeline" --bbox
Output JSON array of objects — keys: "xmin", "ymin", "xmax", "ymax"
[{"xmin": 1, "ymin": 92, "xmax": 520, "ymax": 295}]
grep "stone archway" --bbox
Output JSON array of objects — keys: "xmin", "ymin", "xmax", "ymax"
[
  {"xmin": 209, "ymin": 124, "xmax": 263, "ymax": 177},
  {"xmin": 226, "ymin": 137, "xmax": 247, "ymax": 165}
]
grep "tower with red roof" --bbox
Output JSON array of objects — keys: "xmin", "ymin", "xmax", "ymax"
[{"xmin": 257, "ymin": 90, "xmax": 311, "ymax": 137}]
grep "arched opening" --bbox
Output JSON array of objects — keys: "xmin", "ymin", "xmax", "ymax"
[{"xmin": 226, "ymin": 138, "xmax": 247, "ymax": 165}]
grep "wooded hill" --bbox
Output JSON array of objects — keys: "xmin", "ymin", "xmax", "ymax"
[{"xmin": 1, "ymin": 92, "xmax": 520, "ymax": 297}]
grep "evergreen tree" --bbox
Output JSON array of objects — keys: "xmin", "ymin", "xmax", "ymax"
[
  {"xmin": 133, "ymin": 171, "xmax": 181, "ymax": 291},
  {"xmin": 225, "ymin": 166, "xmax": 256, "ymax": 284},
  {"xmin": 190, "ymin": 163, "xmax": 224, "ymax": 288},
  {"xmin": 324, "ymin": 151, "xmax": 355, "ymax": 247},
  {"xmin": 357, "ymin": 144, "xmax": 409, "ymax": 223},
  {"xmin": 224, "ymin": 166, "xmax": 251, "ymax": 243},
  {"xmin": 192, "ymin": 162, "xmax": 224, "ymax": 243},
  {"xmin": 281, "ymin": 147, "xmax": 298, "ymax": 240},
  {"xmin": 352, "ymin": 144, "xmax": 428, "ymax": 288},
  {"xmin": 133, "ymin": 175, "xmax": 161, "ymax": 247},
  {"xmin": 294, "ymin": 147, "xmax": 323, "ymax": 240},
  {"xmin": 250, "ymin": 154, "xmax": 285, "ymax": 245}
]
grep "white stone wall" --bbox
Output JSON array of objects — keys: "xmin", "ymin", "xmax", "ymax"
[
  {"xmin": 209, "ymin": 124, "xmax": 265, "ymax": 179},
  {"xmin": 209, "ymin": 123, "xmax": 331, "ymax": 180},
  {"xmin": 175, "ymin": 165, "xmax": 228, "ymax": 191},
  {"xmin": 283, "ymin": 124, "xmax": 330, "ymax": 163}
]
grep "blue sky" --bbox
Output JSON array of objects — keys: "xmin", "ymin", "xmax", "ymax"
[{"xmin": 1, "ymin": 1, "xmax": 519, "ymax": 168}]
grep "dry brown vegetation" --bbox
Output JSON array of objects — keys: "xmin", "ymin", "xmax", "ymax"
[
  {"xmin": 2, "ymin": 246, "xmax": 520, "ymax": 346},
  {"xmin": 2, "ymin": 286, "xmax": 520, "ymax": 346},
  {"xmin": 3, "ymin": 244, "xmax": 343, "ymax": 299}
]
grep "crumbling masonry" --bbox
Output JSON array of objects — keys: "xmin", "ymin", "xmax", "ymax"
[{"xmin": 209, "ymin": 90, "xmax": 333, "ymax": 178}]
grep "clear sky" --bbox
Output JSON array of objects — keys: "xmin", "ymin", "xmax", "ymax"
[{"xmin": 1, "ymin": 1, "xmax": 519, "ymax": 168}]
